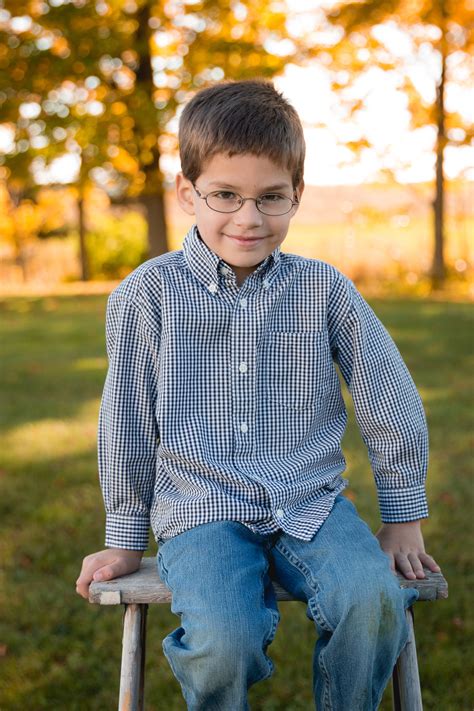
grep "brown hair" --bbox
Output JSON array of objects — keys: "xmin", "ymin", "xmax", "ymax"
[{"xmin": 179, "ymin": 79, "xmax": 305, "ymax": 188}]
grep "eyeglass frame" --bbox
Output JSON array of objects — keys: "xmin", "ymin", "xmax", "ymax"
[{"xmin": 192, "ymin": 184, "xmax": 299, "ymax": 216}]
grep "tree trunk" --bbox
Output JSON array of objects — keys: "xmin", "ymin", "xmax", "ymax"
[
  {"xmin": 134, "ymin": 1, "xmax": 169, "ymax": 258},
  {"xmin": 432, "ymin": 9, "xmax": 447, "ymax": 286},
  {"xmin": 78, "ymin": 193, "xmax": 89, "ymax": 281},
  {"xmin": 141, "ymin": 192, "xmax": 168, "ymax": 257}
]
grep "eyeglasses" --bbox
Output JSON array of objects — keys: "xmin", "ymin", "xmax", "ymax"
[{"xmin": 192, "ymin": 185, "xmax": 299, "ymax": 216}]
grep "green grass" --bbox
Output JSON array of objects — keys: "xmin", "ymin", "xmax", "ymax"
[{"xmin": 0, "ymin": 293, "xmax": 473, "ymax": 710}]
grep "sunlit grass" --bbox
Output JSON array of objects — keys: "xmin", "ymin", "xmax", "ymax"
[{"xmin": 0, "ymin": 293, "xmax": 472, "ymax": 710}]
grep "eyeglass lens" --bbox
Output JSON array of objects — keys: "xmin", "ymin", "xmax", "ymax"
[{"xmin": 206, "ymin": 192, "xmax": 294, "ymax": 215}]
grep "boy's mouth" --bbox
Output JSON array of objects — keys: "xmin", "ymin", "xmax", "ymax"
[{"xmin": 225, "ymin": 234, "xmax": 265, "ymax": 245}]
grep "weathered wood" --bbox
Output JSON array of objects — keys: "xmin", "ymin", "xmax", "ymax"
[
  {"xmin": 118, "ymin": 603, "xmax": 148, "ymax": 711},
  {"xmin": 99, "ymin": 590, "xmax": 122, "ymax": 605},
  {"xmin": 89, "ymin": 557, "xmax": 448, "ymax": 605},
  {"xmin": 392, "ymin": 608, "xmax": 423, "ymax": 711},
  {"xmin": 89, "ymin": 558, "xmax": 447, "ymax": 711}
]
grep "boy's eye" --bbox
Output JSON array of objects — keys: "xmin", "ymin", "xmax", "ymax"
[
  {"xmin": 260, "ymin": 193, "xmax": 285, "ymax": 203},
  {"xmin": 213, "ymin": 191, "xmax": 238, "ymax": 201}
]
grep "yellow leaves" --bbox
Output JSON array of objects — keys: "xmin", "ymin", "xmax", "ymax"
[
  {"xmin": 122, "ymin": 49, "xmax": 139, "ymax": 65},
  {"xmin": 94, "ymin": 84, "xmax": 109, "ymax": 101},
  {"xmin": 0, "ymin": 194, "xmax": 42, "ymax": 249},
  {"xmin": 122, "ymin": 116, "xmax": 135, "ymax": 130},
  {"xmin": 143, "ymin": 133, "xmax": 158, "ymax": 149},
  {"xmin": 109, "ymin": 146, "xmax": 138, "ymax": 175},
  {"xmin": 0, "ymin": 184, "xmax": 14, "ymax": 246},
  {"xmin": 111, "ymin": 101, "xmax": 127, "ymax": 116},
  {"xmin": 14, "ymin": 202, "xmax": 42, "ymax": 236},
  {"xmin": 140, "ymin": 149, "xmax": 155, "ymax": 165},
  {"xmin": 37, "ymin": 187, "xmax": 77, "ymax": 234},
  {"xmin": 0, "ymin": 184, "xmax": 77, "ymax": 250},
  {"xmin": 247, "ymin": 52, "xmax": 265, "ymax": 67},
  {"xmin": 228, "ymin": 51, "xmax": 242, "ymax": 67},
  {"xmin": 51, "ymin": 36, "xmax": 70, "ymax": 59}
]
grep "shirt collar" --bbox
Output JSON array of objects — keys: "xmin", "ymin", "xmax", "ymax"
[{"xmin": 182, "ymin": 224, "xmax": 282, "ymax": 292}]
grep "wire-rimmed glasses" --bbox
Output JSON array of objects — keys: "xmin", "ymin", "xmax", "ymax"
[{"xmin": 193, "ymin": 185, "xmax": 298, "ymax": 216}]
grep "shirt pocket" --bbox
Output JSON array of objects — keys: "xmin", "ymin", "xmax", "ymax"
[{"xmin": 263, "ymin": 331, "xmax": 332, "ymax": 411}]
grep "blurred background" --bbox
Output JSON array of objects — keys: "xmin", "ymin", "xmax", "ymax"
[
  {"xmin": 0, "ymin": 0, "xmax": 473, "ymax": 709},
  {"xmin": 0, "ymin": 0, "xmax": 473, "ymax": 292}
]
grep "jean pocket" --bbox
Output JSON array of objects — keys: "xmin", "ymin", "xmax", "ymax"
[{"xmin": 263, "ymin": 331, "xmax": 332, "ymax": 410}]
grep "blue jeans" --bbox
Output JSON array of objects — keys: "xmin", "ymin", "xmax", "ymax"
[{"xmin": 157, "ymin": 496, "xmax": 418, "ymax": 710}]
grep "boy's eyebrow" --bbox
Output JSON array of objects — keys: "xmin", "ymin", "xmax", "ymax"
[{"xmin": 206, "ymin": 180, "xmax": 292, "ymax": 192}]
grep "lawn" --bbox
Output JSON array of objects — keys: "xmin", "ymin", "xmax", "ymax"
[{"xmin": 0, "ymin": 292, "xmax": 472, "ymax": 710}]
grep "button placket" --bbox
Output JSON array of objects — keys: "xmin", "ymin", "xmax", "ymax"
[{"xmin": 231, "ymin": 291, "xmax": 256, "ymax": 455}]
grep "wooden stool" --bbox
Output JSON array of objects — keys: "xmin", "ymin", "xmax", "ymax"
[{"xmin": 89, "ymin": 558, "xmax": 448, "ymax": 711}]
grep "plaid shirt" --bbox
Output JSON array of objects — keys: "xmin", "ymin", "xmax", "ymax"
[{"xmin": 99, "ymin": 225, "xmax": 429, "ymax": 550}]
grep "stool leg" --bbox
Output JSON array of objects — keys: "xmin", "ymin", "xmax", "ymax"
[
  {"xmin": 392, "ymin": 607, "xmax": 423, "ymax": 711},
  {"xmin": 118, "ymin": 603, "xmax": 148, "ymax": 711}
]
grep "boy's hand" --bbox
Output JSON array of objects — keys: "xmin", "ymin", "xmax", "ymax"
[
  {"xmin": 75, "ymin": 548, "xmax": 144, "ymax": 600},
  {"xmin": 375, "ymin": 520, "xmax": 441, "ymax": 580}
]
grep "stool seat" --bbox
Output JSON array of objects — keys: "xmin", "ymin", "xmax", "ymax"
[
  {"xmin": 89, "ymin": 557, "xmax": 448, "ymax": 711},
  {"xmin": 89, "ymin": 556, "xmax": 448, "ymax": 605}
]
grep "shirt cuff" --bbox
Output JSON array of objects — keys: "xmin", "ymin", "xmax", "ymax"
[
  {"xmin": 105, "ymin": 513, "xmax": 150, "ymax": 550},
  {"xmin": 377, "ymin": 485, "xmax": 429, "ymax": 523}
]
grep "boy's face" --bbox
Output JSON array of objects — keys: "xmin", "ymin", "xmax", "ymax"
[{"xmin": 176, "ymin": 152, "xmax": 304, "ymax": 285}]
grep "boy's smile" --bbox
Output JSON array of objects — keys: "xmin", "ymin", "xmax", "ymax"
[{"xmin": 176, "ymin": 153, "xmax": 304, "ymax": 285}]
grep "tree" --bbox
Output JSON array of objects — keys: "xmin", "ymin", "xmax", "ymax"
[
  {"xmin": 0, "ymin": 0, "xmax": 298, "ymax": 278},
  {"xmin": 319, "ymin": 0, "xmax": 473, "ymax": 284}
]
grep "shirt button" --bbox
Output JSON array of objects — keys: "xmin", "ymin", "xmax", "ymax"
[
  {"xmin": 263, "ymin": 279, "xmax": 270, "ymax": 289},
  {"xmin": 208, "ymin": 282, "xmax": 218, "ymax": 293},
  {"xmin": 240, "ymin": 422, "xmax": 248, "ymax": 433},
  {"xmin": 239, "ymin": 362, "xmax": 248, "ymax": 373},
  {"xmin": 275, "ymin": 509, "xmax": 284, "ymax": 519},
  {"xmin": 219, "ymin": 266, "xmax": 230, "ymax": 276},
  {"xmin": 240, "ymin": 298, "xmax": 248, "ymax": 308}
]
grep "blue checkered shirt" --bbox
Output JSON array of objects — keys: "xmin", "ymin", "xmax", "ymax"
[{"xmin": 99, "ymin": 225, "xmax": 429, "ymax": 550}]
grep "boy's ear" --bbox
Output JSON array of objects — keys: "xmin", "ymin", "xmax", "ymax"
[
  {"xmin": 176, "ymin": 172, "xmax": 196, "ymax": 216},
  {"xmin": 294, "ymin": 179, "xmax": 305, "ymax": 208}
]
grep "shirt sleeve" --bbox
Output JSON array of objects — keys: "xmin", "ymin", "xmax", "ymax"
[
  {"xmin": 328, "ymin": 274, "xmax": 429, "ymax": 523},
  {"xmin": 98, "ymin": 291, "xmax": 160, "ymax": 550}
]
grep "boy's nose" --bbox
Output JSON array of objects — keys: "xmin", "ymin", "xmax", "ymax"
[{"xmin": 232, "ymin": 200, "xmax": 264, "ymax": 228}]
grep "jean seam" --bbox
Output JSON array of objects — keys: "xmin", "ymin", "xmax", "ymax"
[
  {"xmin": 318, "ymin": 647, "xmax": 333, "ymax": 711},
  {"xmin": 157, "ymin": 551, "xmax": 169, "ymax": 583},
  {"xmin": 274, "ymin": 541, "xmax": 335, "ymax": 633},
  {"xmin": 161, "ymin": 637, "xmax": 196, "ymax": 708},
  {"xmin": 260, "ymin": 557, "xmax": 279, "ymax": 681}
]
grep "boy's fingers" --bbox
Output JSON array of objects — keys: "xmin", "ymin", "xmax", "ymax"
[
  {"xmin": 93, "ymin": 557, "xmax": 140, "ymax": 582},
  {"xmin": 407, "ymin": 552, "xmax": 425, "ymax": 578},
  {"xmin": 75, "ymin": 563, "xmax": 118, "ymax": 599},
  {"xmin": 93, "ymin": 564, "xmax": 118, "ymax": 581},
  {"xmin": 75, "ymin": 570, "xmax": 94, "ymax": 599},
  {"xmin": 393, "ymin": 553, "xmax": 416, "ymax": 580},
  {"xmin": 75, "ymin": 554, "xmax": 114, "ymax": 598},
  {"xmin": 419, "ymin": 552, "xmax": 441, "ymax": 572},
  {"xmin": 75, "ymin": 551, "xmax": 142, "ymax": 600}
]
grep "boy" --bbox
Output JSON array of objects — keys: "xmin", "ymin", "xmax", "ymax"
[{"xmin": 76, "ymin": 79, "xmax": 440, "ymax": 710}]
